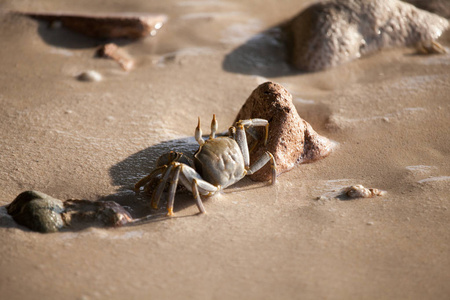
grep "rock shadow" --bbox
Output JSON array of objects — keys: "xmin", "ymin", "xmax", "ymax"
[
  {"xmin": 35, "ymin": 19, "xmax": 136, "ymax": 49},
  {"xmin": 222, "ymin": 24, "xmax": 301, "ymax": 77}
]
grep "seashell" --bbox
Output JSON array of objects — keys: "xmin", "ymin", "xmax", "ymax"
[{"xmin": 344, "ymin": 185, "xmax": 387, "ymax": 199}]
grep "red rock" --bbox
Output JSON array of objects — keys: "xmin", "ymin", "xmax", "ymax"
[
  {"xmin": 18, "ymin": 11, "xmax": 167, "ymax": 39},
  {"xmin": 234, "ymin": 82, "xmax": 334, "ymax": 181}
]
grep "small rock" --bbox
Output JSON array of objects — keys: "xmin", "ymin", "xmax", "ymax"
[
  {"xmin": 77, "ymin": 70, "xmax": 103, "ymax": 82},
  {"xmin": 234, "ymin": 81, "xmax": 335, "ymax": 181},
  {"xmin": 7, "ymin": 191, "xmax": 65, "ymax": 233},
  {"xmin": 344, "ymin": 185, "xmax": 387, "ymax": 199},
  {"xmin": 287, "ymin": 0, "xmax": 449, "ymax": 71}
]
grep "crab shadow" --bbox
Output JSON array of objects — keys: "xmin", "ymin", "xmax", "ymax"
[
  {"xmin": 107, "ymin": 136, "xmax": 267, "ymax": 219},
  {"xmin": 222, "ymin": 23, "xmax": 303, "ymax": 77},
  {"xmin": 0, "ymin": 136, "xmax": 269, "ymax": 233}
]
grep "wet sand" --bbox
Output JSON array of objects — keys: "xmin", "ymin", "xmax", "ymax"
[{"xmin": 1, "ymin": 0, "xmax": 449, "ymax": 299}]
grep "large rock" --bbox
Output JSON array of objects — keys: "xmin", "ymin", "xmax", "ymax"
[
  {"xmin": 234, "ymin": 82, "xmax": 334, "ymax": 181},
  {"xmin": 7, "ymin": 190, "xmax": 65, "ymax": 233},
  {"xmin": 288, "ymin": 0, "xmax": 449, "ymax": 72}
]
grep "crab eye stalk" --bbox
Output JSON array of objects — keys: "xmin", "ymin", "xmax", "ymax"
[
  {"xmin": 228, "ymin": 126, "xmax": 236, "ymax": 140},
  {"xmin": 195, "ymin": 117, "xmax": 205, "ymax": 145},
  {"xmin": 210, "ymin": 114, "xmax": 218, "ymax": 139}
]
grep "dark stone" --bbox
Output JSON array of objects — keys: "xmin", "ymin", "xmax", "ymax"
[{"xmin": 7, "ymin": 191, "xmax": 65, "ymax": 233}]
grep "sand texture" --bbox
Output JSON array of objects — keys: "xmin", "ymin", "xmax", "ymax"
[{"xmin": 0, "ymin": 0, "xmax": 450, "ymax": 299}]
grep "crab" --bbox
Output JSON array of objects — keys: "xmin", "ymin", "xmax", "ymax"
[{"xmin": 135, "ymin": 114, "xmax": 277, "ymax": 216}]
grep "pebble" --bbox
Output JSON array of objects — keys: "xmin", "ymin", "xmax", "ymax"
[{"xmin": 77, "ymin": 70, "xmax": 103, "ymax": 82}]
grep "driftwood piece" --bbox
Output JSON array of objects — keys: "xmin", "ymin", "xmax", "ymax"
[
  {"xmin": 234, "ymin": 82, "xmax": 335, "ymax": 181},
  {"xmin": 17, "ymin": 11, "xmax": 168, "ymax": 39},
  {"xmin": 97, "ymin": 43, "xmax": 134, "ymax": 71}
]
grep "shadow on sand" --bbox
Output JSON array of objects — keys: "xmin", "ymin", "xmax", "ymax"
[
  {"xmin": 0, "ymin": 135, "xmax": 270, "ymax": 233},
  {"xmin": 106, "ymin": 136, "xmax": 266, "ymax": 218},
  {"xmin": 222, "ymin": 24, "xmax": 302, "ymax": 77}
]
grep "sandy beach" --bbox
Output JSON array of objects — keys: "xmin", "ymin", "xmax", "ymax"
[{"xmin": 1, "ymin": 0, "xmax": 449, "ymax": 299}]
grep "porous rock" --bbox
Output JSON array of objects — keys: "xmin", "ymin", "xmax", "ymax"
[
  {"xmin": 288, "ymin": 0, "xmax": 449, "ymax": 72},
  {"xmin": 234, "ymin": 81, "xmax": 334, "ymax": 181},
  {"xmin": 7, "ymin": 190, "xmax": 65, "ymax": 233}
]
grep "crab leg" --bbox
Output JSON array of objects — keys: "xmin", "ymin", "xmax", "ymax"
[
  {"xmin": 179, "ymin": 165, "xmax": 219, "ymax": 194},
  {"xmin": 155, "ymin": 151, "xmax": 180, "ymax": 166},
  {"xmin": 236, "ymin": 119, "xmax": 269, "ymax": 145},
  {"xmin": 246, "ymin": 151, "xmax": 277, "ymax": 184},
  {"xmin": 174, "ymin": 165, "xmax": 218, "ymax": 214},
  {"xmin": 235, "ymin": 123, "xmax": 250, "ymax": 168},
  {"xmin": 235, "ymin": 118, "xmax": 271, "ymax": 168},
  {"xmin": 166, "ymin": 165, "xmax": 181, "ymax": 216},
  {"xmin": 192, "ymin": 179, "xmax": 206, "ymax": 214},
  {"xmin": 134, "ymin": 165, "xmax": 166, "ymax": 191},
  {"xmin": 151, "ymin": 164, "xmax": 174, "ymax": 209}
]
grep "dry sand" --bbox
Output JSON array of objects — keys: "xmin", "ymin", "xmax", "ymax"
[{"xmin": 0, "ymin": 0, "xmax": 449, "ymax": 299}]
